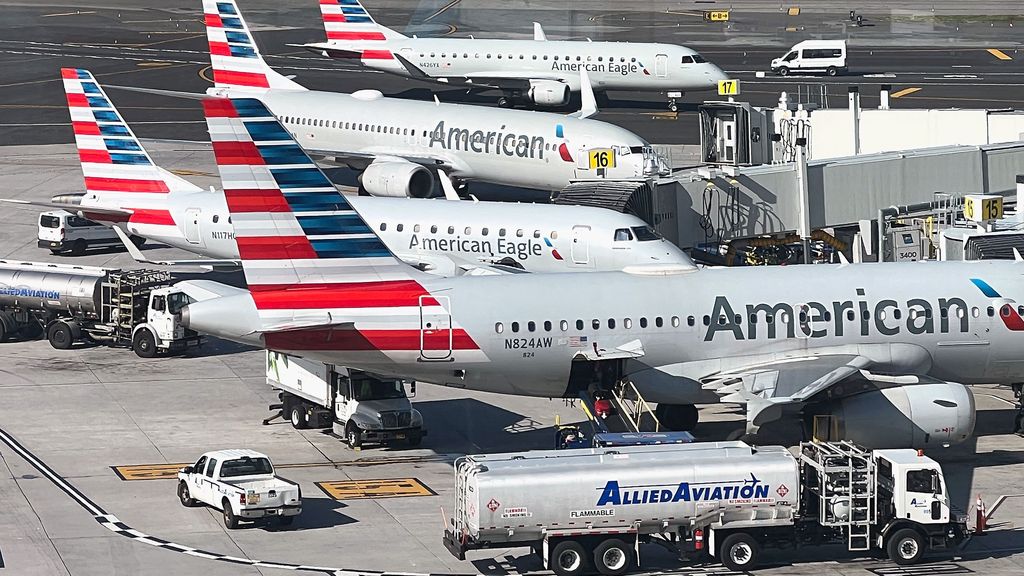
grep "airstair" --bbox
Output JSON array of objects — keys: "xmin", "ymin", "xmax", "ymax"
[
  {"xmin": 799, "ymin": 441, "xmax": 877, "ymax": 552},
  {"xmin": 573, "ymin": 379, "xmax": 663, "ymax": 435}
]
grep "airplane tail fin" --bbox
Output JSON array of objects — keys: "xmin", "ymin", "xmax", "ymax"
[
  {"xmin": 203, "ymin": 0, "xmax": 306, "ymax": 92},
  {"xmin": 203, "ymin": 97, "xmax": 436, "ymax": 323},
  {"xmin": 320, "ymin": 0, "xmax": 407, "ymax": 43},
  {"xmin": 61, "ymin": 68, "xmax": 201, "ymax": 226}
]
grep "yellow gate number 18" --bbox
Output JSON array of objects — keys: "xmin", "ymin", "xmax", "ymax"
[
  {"xmin": 717, "ymin": 79, "xmax": 740, "ymax": 96},
  {"xmin": 588, "ymin": 148, "xmax": 616, "ymax": 169}
]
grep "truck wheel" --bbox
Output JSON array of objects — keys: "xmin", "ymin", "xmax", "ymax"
[
  {"xmin": 407, "ymin": 430, "xmax": 423, "ymax": 447},
  {"xmin": 222, "ymin": 499, "xmax": 239, "ymax": 529},
  {"xmin": 827, "ymin": 66, "xmax": 838, "ymax": 76},
  {"xmin": 47, "ymin": 322, "xmax": 74, "ymax": 350},
  {"xmin": 887, "ymin": 528, "xmax": 924, "ymax": 565},
  {"xmin": 346, "ymin": 423, "xmax": 362, "ymax": 449},
  {"xmin": 551, "ymin": 540, "xmax": 589, "ymax": 576},
  {"xmin": 593, "ymin": 538, "xmax": 631, "ymax": 576},
  {"xmin": 289, "ymin": 405, "xmax": 308, "ymax": 430},
  {"xmin": 177, "ymin": 482, "xmax": 198, "ymax": 507},
  {"xmin": 720, "ymin": 532, "xmax": 760, "ymax": 571},
  {"xmin": 132, "ymin": 328, "xmax": 157, "ymax": 358},
  {"xmin": 70, "ymin": 240, "xmax": 86, "ymax": 256}
]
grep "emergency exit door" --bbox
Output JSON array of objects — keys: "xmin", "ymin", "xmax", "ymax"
[
  {"xmin": 184, "ymin": 208, "xmax": 202, "ymax": 245},
  {"xmin": 655, "ymin": 54, "xmax": 668, "ymax": 77},
  {"xmin": 419, "ymin": 295, "xmax": 452, "ymax": 361},
  {"xmin": 571, "ymin": 225, "xmax": 590, "ymax": 264}
]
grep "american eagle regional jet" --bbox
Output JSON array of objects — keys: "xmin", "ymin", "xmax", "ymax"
[
  {"xmin": 302, "ymin": 0, "xmax": 729, "ymax": 112},
  {"xmin": 2, "ymin": 68, "xmax": 686, "ymax": 276},
  {"xmin": 182, "ymin": 97, "xmax": 1024, "ymax": 449}
]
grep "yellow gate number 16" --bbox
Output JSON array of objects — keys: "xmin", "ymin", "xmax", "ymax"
[{"xmin": 588, "ymin": 148, "xmax": 616, "ymax": 169}]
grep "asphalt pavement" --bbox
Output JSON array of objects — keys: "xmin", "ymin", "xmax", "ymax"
[{"xmin": 0, "ymin": 0, "xmax": 1021, "ymax": 147}]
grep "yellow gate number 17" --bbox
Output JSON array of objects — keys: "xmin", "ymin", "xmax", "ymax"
[
  {"xmin": 717, "ymin": 79, "xmax": 740, "ymax": 96},
  {"xmin": 588, "ymin": 148, "xmax": 616, "ymax": 169}
]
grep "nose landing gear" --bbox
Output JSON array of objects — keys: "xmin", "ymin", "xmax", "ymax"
[{"xmin": 666, "ymin": 91, "xmax": 683, "ymax": 113}]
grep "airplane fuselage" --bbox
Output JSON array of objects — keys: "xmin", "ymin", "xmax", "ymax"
[
  {"xmin": 322, "ymin": 39, "xmax": 727, "ymax": 93},
  {"xmin": 255, "ymin": 261, "xmax": 1024, "ymax": 401},
  {"xmin": 212, "ymin": 87, "xmax": 662, "ymax": 191}
]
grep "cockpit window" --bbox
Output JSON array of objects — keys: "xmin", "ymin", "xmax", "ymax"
[
  {"xmin": 681, "ymin": 55, "xmax": 694, "ymax": 64},
  {"xmin": 631, "ymin": 226, "xmax": 661, "ymax": 242},
  {"xmin": 692, "ymin": 54, "xmax": 706, "ymax": 63},
  {"xmin": 614, "ymin": 228, "xmax": 633, "ymax": 242}
]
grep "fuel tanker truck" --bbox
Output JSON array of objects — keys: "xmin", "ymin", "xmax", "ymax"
[
  {"xmin": 0, "ymin": 260, "xmax": 202, "ymax": 357},
  {"xmin": 444, "ymin": 440, "xmax": 967, "ymax": 575}
]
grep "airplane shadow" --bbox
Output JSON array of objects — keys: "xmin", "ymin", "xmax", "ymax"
[{"xmin": 413, "ymin": 397, "xmax": 562, "ymax": 454}]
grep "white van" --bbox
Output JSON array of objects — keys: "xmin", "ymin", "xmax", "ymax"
[
  {"xmin": 37, "ymin": 210, "xmax": 126, "ymax": 255},
  {"xmin": 771, "ymin": 40, "xmax": 847, "ymax": 76}
]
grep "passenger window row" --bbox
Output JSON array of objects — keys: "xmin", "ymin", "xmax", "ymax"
[
  {"xmin": 380, "ymin": 222, "xmax": 554, "ymax": 239},
  {"xmin": 419, "ymin": 53, "xmax": 640, "ymax": 64},
  {"xmin": 495, "ymin": 315, "xmax": 683, "ymax": 334}
]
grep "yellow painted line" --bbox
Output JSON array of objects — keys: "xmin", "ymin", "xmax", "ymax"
[
  {"xmin": 137, "ymin": 62, "xmax": 173, "ymax": 68},
  {"xmin": 890, "ymin": 87, "xmax": 922, "ymax": 98},
  {"xmin": 423, "ymin": 0, "xmax": 462, "ymax": 22},
  {"xmin": 785, "ymin": 26, "xmax": 798, "ymax": 32},
  {"xmin": 987, "ymin": 49, "xmax": 1012, "ymax": 60},
  {"xmin": 788, "ymin": 7, "xmax": 801, "ymax": 16},
  {"xmin": 316, "ymin": 478, "xmax": 435, "ymax": 500},
  {"xmin": 42, "ymin": 10, "xmax": 96, "ymax": 18},
  {"xmin": 171, "ymin": 169, "xmax": 215, "ymax": 177},
  {"xmin": 112, "ymin": 463, "xmax": 188, "ymax": 481}
]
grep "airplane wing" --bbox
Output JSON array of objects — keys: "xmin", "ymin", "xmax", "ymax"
[
  {"xmin": 0, "ymin": 199, "xmax": 133, "ymax": 218},
  {"xmin": 697, "ymin": 353, "xmax": 940, "ymax": 433},
  {"xmin": 111, "ymin": 226, "xmax": 241, "ymax": 271}
]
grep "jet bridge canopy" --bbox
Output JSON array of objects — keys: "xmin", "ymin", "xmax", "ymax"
[{"xmin": 553, "ymin": 180, "xmax": 655, "ymax": 224}]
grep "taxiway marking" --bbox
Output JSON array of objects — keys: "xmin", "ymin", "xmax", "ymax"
[
  {"xmin": 987, "ymin": 49, "xmax": 1013, "ymax": 61},
  {"xmin": 890, "ymin": 87, "xmax": 922, "ymax": 98}
]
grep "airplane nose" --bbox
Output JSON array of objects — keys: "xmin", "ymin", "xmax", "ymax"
[{"xmin": 707, "ymin": 65, "xmax": 729, "ymax": 86}]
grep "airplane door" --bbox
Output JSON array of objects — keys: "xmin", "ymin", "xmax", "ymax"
[
  {"xmin": 184, "ymin": 208, "xmax": 202, "ymax": 245},
  {"xmin": 419, "ymin": 295, "xmax": 452, "ymax": 361},
  {"xmin": 655, "ymin": 54, "xmax": 668, "ymax": 78},
  {"xmin": 571, "ymin": 225, "xmax": 590, "ymax": 264}
]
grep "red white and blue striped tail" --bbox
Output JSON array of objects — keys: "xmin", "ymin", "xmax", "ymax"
[
  {"xmin": 204, "ymin": 0, "xmax": 305, "ymax": 92},
  {"xmin": 320, "ymin": 0, "xmax": 406, "ymax": 43},
  {"xmin": 62, "ymin": 68, "xmax": 200, "ymax": 228}
]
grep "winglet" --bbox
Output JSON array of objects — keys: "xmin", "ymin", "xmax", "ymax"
[
  {"xmin": 1014, "ymin": 247, "xmax": 1023, "ymax": 262},
  {"xmin": 575, "ymin": 68, "xmax": 598, "ymax": 119},
  {"xmin": 437, "ymin": 171, "xmax": 461, "ymax": 201},
  {"xmin": 533, "ymin": 22, "xmax": 547, "ymax": 41}
]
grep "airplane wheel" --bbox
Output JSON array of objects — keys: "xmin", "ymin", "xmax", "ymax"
[
  {"xmin": 655, "ymin": 403, "xmax": 699, "ymax": 431},
  {"xmin": 668, "ymin": 102, "xmax": 678, "ymax": 112},
  {"xmin": 498, "ymin": 96, "xmax": 513, "ymax": 108}
]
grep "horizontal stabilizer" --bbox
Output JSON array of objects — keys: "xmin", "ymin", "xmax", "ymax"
[
  {"xmin": 104, "ymin": 85, "xmax": 207, "ymax": 100},
  {"xmin": 112, "ymin": 226, "xmax": 240, "ymax": 270},
  {"xmin": 0, "ymin": 199, "xmax": 132, "ymax": 217}
]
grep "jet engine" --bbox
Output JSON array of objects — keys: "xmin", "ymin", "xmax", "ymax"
[
  {"xmin": 528, "ymin": 80, "xmax": 571, "ymax": 107},
  {"xmin": 359, "ymin": 160, "xmax": 435, "ymax": 198},
  {"xmin": 814, "ymin": 381, "xmax": 975, "ymax": 449}
]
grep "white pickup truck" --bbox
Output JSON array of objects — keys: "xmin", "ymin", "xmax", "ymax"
[{"xmin": 177, "ymin": 449, "xmax": 301, "ymax": 529}]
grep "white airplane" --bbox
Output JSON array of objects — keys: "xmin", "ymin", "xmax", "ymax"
[
  {"xmin": 301, "ymin": 0, "xmax": 729, "ymax": 112},
  {"xmin": 182, "ymin": 97, "xmax": 1024, "ymax": 449},
  {"xmin": 171, "ymin": 0, "xmax": 668, "ymax": 197},
  {"xmin": 3, "ymin": 68, "xmax": 685, "ymax": 275}
]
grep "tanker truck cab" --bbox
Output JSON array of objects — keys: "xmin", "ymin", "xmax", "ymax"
[
  {"xmin": 133, "ymin": 287, "xmax": 201, "ymax": 358},
  {"xmin": 872, "ymin": 450, "xmax": 958, "ymax": 562}
]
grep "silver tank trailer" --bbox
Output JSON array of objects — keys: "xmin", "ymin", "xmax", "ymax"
[
  {"xmin": 0, "ymin": 260, "xmax": 109, "ymax": 316},
  {"xmin": 456, "ymin": 441, "xmax": 799, "ymax": 544}
]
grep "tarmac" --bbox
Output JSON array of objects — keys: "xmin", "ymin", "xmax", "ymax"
[
  {"xmin": 0, "ymin": 143, "xmax": 1023, "ymax": 576},
  {"xmin": 2, "ymin": 1, "xmax": 1024, "ymax": 575}
]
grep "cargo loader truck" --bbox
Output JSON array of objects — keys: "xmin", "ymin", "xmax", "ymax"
[
  {"xmin": 265, "ymin": 351, "xmax": 425, "ymax": 449},
  {"xmin": 444, "ymin": 440, "xmax": 967, "ymax": 575},
  {"xmin": 0, "ymin": 260, "xmax": 201, "ymax": 357}
]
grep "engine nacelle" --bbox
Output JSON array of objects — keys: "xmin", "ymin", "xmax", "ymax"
[
  {"xmin": 528, "ymin": 80, "xmax": 571, "ymax": 107},
  {"xmin": 821, "ymin": 381, "xmax": 976, "ymax": 449},
  {"xmin": 360, "ymin": 160, "xmax": 435, "ymax": 198}
]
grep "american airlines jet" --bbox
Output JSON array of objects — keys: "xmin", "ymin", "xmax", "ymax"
[
  {"xmin": 4, "ymin": 68, "xmax": 685, "ymax": 275},
  {"xmin": 303, "ymin": 0, "xmax": 729, "ymax": 112},
  {"xmin": 184, "ymin": 0, "xmax": 668, "ymax": 197},
  {"xmin": 182, "ymin": 97, "xmax": 1024, "ymax": 449}
]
